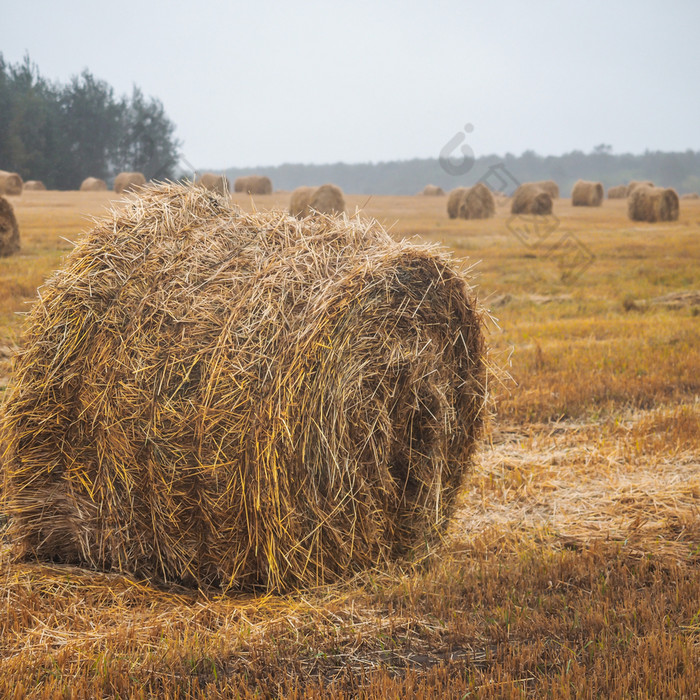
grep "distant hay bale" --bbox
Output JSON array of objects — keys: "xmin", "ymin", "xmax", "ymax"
[
  {"xmin": 0, "ymin": 196, "xmax": 21, "ymax": 256},
  {"xmin": 511, "ymin": 183, "xmax": 553, "ymax": 215},
  {"xmin": 607, "ymin": 185, "xmax": 627, "ymax": 199},
  {"xmin": 80, "ymin": 177, "xmax": 108, "ymax": 192},
  {"xmin": 197, "ymin": 173, "xmax": 230, "ymax": 196},
  {"xmin": 457, "ymin": 183, "xmax": 495, "ymax": 220},
  {"xmin": 309, "ymin": 183, "xmax": 345, "ymax": 215},
  {"xmin": 233, "ymin": 175, "xmax": 273, "ymax": 195},
  {"xmin": 627, "ymin": 185, "xmax": 679, "ymax": 223},
  {"xmin": 289, "ymin": 186, "xmax": 314, "ymax": 218},
  {"xmin": 447, "ymin": 188, "xmax": 469, "ymax": 219},
  {"xmin": 626, "ymin": 180, "xmax": 654, "ymax": 196},
  {"xmin": 681, "ymin": 192, "xmax": 699, "ymax": 200},
  {"xmin": 534, "ymin": 180, "xmax": 559, "ymax": 199},
  {"xmin": 571, "ymin": 180, "xmax": 604, "ymax": 207},
  {"xmin": 114, "ymin": 172, "xmax": 146, "ymax": 194},
  {"xmin": 422, "ymin": 185, "xmax": 445, "ymax": 196},
  {"xmin": 0, "ymin": 183, "xmax": 486, "ymax": 592},
  {"xmin": 0, "ymin": 171, "xmax": 23, "ymax": 196},
  {"xmin": 23, "ymin": 180, "xmax": 46, "ymax": 191}
]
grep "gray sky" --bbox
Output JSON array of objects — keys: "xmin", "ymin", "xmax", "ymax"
[{"xmin": 5, "ymin": 0, "xmax": 700, "ymax": 169}]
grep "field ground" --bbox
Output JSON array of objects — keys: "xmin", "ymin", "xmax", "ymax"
[{"xmin": 0, "ymin": 189, "xmax": 699, "ymax": 698}]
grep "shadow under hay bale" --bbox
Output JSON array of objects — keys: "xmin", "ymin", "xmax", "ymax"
[
  {"xmin": 447, "ymin": 187, "xmax": 468, "ymax": 219},
  {"xmin": 80, "ymin": 177, "xmax": 108, "ymax": 192},
  {"xmin": 571, "ymin": 180, "xmax": 603, "ymax": 207},
  {"xmin": 0, "ymin": 170, "xmax": 23, "ymax": 195},
  {"xmin": 628, "ymin": 185, "xmax": 679, "ymax": 222},
  {"xmin": 196, "ymin": 173, "xmax": 230, "ymax": 196},
  {"xmin": 0, "ymin": 196, "xmax": 21, "ymax": 256},
  {"xmin": 0, "ymin": 183, "xmax": 486, "ymax": 593},
  {"xmin": 24, "ymin": 180, "xmax": 46, "ymax": 191},
  {"xmin": 234, "ymin": 175, "xmax": 273, "ymax": 195},
  {"xmin": 457, "ymin": 183, "xmax": 495, "ymax": 220},
  {"xmin": 511, "ymin": 183, "xmax": 553, "ymax": 215},
  {"xmin": 114, "ymin": 172, "xmax": 146, "ymax": 194},
  {"xmin": 607, "ymin": 185, "xmax": 627, "ymax": 199}
]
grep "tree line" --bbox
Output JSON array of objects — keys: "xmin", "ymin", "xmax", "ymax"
[
  {"xmin": 224, "ymin": 146, "xmax": 700, "ymax": 197},
  {"xmin": 0, "ymin": 54, "xmax": 180, "ymax": 190}
]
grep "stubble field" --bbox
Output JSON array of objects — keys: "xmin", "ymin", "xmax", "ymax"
[{"xmin": 0, "ymin": 189, "xmax": 698, "ymax": 698}]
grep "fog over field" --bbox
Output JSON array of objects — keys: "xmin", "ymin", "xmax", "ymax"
[{"xmin": 4, "ymin": 0, "xmax": 700, "ymax": 168}]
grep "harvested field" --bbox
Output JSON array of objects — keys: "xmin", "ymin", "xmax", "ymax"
[{"xmin": 0, "ymin": 189, "xmax": 698, "ymax": 697}]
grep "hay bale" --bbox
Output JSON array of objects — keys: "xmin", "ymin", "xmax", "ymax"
[
  {"xmin": 80, "ymin": 177, "xmax": 108, "ymax": 192},
  {"xmin": 114, "ymin": 172, "xmax": 146, "ymax": 194},
  {"xmin": 422, "ymin": 185, "xmax": 445, "ymax": 196},
  {"xmin": 534, "ymin": 180, "xmax": 559, "ymax": 199},
  {"xmin": 447, "ymin": 188, "xmax": 469, "ymax": 219},
  {"xmin": 197, "ymin": 173, "xmax": 230, "ymax": 196},
  {"xmin": 627, "ymin": 185, "xmax": 679, "ymax": 222},
  {"xmin": 0, "ymin": 183, "xmax": 485, "ymax": 592},
  {"xmin": 681, "ymin": 192, "xmax": 699, "ymax": 200},
  {"xmin": 0, "ymin": 171, "xmax": 23, "ymax": 196},
  {"xmin": 24, "ymin": 180, "xmax": 46, "ymax": 191},
  {"xmin": 626, "ymin": 180, "xmax": 654, "ymax": 196},
  {"xmin": 289, "ymin": 186, "xmax": 314, "ymax": 218},
  {"xmin": 511, "ymin": 183, "xmax": 553, "ymax": 215},
  {"xmin": 234, "ymin": 175, "xmax": 273, "ymax": 195},
  {"xmin": 309, "ymin": 184, "xmax": 345, "ymax": 215},
  {"xmin": 458, "ymin": 183, "xmax": 495, "ymax": 220},
  {"xmin": 607, "ymin": 185, "xmax": 627, "ymax": 199},
  {"xmin": 571, "ymin": 180, "xmax": 604, "ymax": 206},
  {"xmin": 0, "ymin": 195, "xmax": 20, "ymax": 256}
]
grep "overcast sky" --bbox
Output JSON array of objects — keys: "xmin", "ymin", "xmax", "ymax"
[{"xmin": 5, "ymin": 0, "xmax": 699, "ymax": 170}]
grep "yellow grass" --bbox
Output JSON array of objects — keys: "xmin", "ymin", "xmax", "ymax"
[{"xmin": 0, "ymin": 188, "xmax": 699, "ymax": 697}]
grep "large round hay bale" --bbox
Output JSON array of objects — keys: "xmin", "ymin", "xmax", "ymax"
[
  {"xmin": 447, "ymin": 187, "xmax": 469, "ymax": 219},
  {"xmin": 534, "ymin": 180, "xmax": 559, "ymax": 199},
  {"xmin": 681, "ymin": 192, "xmax": 699, "ymax": 200},
  {"xmin": 0, "ymin": 196, "xmax": 21, "ymax": 256},
  {"xmin": 24, "ymin": 180, "xmax": 46, "ymax": 191},
  {"xmin": 511, "ymin": 183, "xmax": 553, "ymax": 215},
  {"xmin": 626, "ymin": 180, "xmax": 654, "ymax": 196},
  {"xmin": 289, "ymin": 186, "xmax": 314, "ymax": 218},
  {"xmin": 0, "ymin": 183, "xmax": 485, "ymax": 592},
  {"xmin": 607, "ymin": 185, "xmax": 627, "ymax": 199},
  {"xmin": 458, "ymin": 183, "xmax": 495, "ymax": 220},
  {"xmin": 114, "ymin": 172, "xmax": 146, "ymax": 194},
  {"xmin": 197, "ymin": 172, "xmax": 230, "ymax": 196},
  {"xmin": 0, "ymin": 170, "xmax": 23, "ymax": 196},
  {"xmin": 571, "ymin": 180, "xmax": 603, "ymax": 206},
  {"xmin": 422, "ymin": 185, "xmax": 445, "ymax": 196},
  {"xmin": 628, "ymin": 185, "xmax": 679, "ymax": 222},
  {"xmin": 234, "ymin": 175, "xmax": 273, "ymax": 195},
  {"xmin": 80, "ymin": 177, "xmax": 108, "ymax": 192},
  {"xmin": 309, "ymin": 183, "xmax": 345, "ymax": 215}
]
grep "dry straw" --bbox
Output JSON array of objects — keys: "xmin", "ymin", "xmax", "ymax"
[
  {"xmin": 628, "ymin": 185, "xmax": 679, "ymax": 222},
  {"xmin": 447, "ymin": 188, "xmax": 469, "ymax": 219},
  {"xmin": 626, "ymin": 180, "xmax": 654, "ymax": 196},
  {"xmin": 511, "ymin": 183, "xmax": 553, "ymax": 215},
  {"xmin": 290, "ymin": 184, "xmax": 345, "ymax": 217},
  {"xmin": 681, "ymin": 193, "xmax": 699, "ymax": 200},
  {"xmin": 534, "ymin": 180, "xmax": 559, "ymax": 199},
  {"xmin": 80, "ymin": 177, "xmax": 108, "ymax": 192},
  {"xmin": 607, "ymin": 185, "xmax": 627, "ymax": 199},
  {"xmin": 457, "ymin": 183, "xmax": 495, "ymax": 220},
  {"xmin": 571, "ymin": 180, "xmax": 603, "ymax": 207},
  {"xmin": 114, "ymin": 172, "xmax": 146, "ymax": 194},
  {"xmin": 234, "ymin": 175, "xmax": 273, "ymax": 195},
  {"xmin": 0, "ymin": 195, "xmax": 21, "ymax": 256},
  {"xmin": 196, "ymin": 173, "xmax": 230, "ymax": 196},
  {"xmin": 0, "ymin": 170, "xmax": 23, "ymax": 195},
  {"xmin": 422, "ymin": 185, "xmax": 445, "ymax": 196},
  {"xmin": 0, "ymin": 183, "xmax": 486, "ymax": 592},
  {"xmin": 23, "ymin": 180, "xmax": 46, "ymax": 191}
]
